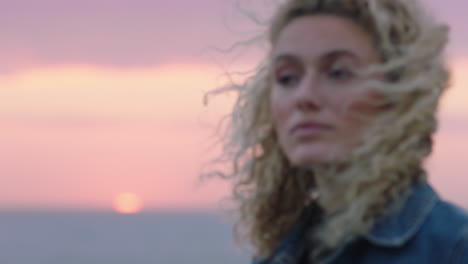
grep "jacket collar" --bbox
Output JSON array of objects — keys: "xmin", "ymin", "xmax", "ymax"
[
  {"xmin": 364, "ymin": 182, "xmax": 438, "ymax": 247},
  {"xmin": 256, "ymin": 182, "xmax": 439, "ymax": 264}
]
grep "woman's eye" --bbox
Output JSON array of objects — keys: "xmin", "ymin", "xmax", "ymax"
[
  {"xmin": 277, "ymin": 73, "xmax": 299, "ymax": 87},
  {"xmin": 328, "ymin": 67, "xmax": 354, "ymax": 80}
]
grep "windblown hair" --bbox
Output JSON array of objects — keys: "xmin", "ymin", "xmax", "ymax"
[{"xmin": 204, "ymin": 0, "xmax": 450, "ymax": 260}]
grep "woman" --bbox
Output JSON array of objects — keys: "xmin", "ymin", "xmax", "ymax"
[{"xmin": 205, "ymin": 0, "xmax": 468, "ymax": 263}]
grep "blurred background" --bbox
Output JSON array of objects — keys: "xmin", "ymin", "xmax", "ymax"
[{"xmin": 0, "ymin": 0, "xmax": 466, "ymax": 263}]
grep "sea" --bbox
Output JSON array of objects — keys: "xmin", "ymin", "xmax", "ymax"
[{"xmin": 0, "ymin": 211, "xmax": 251, "ymax": 264}]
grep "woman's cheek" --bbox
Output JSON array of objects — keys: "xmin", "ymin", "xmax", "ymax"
[
  {"xmin": 270, "ymin": 95, "xmax": 289, "ymax": 134},
  {"xmin": 347, "ymin": 90, "xmax": 387, "ymax": 117}
]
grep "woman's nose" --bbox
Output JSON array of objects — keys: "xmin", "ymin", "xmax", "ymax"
[{"xmin": 294, "ymin": 72, "xmax": 323, "ymax": 111}]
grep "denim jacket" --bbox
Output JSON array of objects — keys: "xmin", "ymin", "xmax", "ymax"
[{"xmin": 252, "ymin": 183, "xmax": 468, "ymax": 264}]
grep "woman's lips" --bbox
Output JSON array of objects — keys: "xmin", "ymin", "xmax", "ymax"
[{"xmin": 290, "ymin": 122, "xmax": 333, "ymax": 138}]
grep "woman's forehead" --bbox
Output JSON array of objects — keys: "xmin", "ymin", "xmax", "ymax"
[{"xmin": 272, "ymin": 15, "xmax": 379, "ymax": 64}]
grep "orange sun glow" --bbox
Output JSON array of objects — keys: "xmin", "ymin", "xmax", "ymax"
[{"xmin": 113, "ymin": 192, "xmax": 143, "ymax": 214}]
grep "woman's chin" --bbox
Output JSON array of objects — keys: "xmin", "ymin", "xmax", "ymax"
[{"xmin": 288, "ymin": 145, "xmax": 342, "ymax": 167}]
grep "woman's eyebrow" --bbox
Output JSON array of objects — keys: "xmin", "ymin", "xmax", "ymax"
[
  {"xmin": 321, "ymin": 49, "xmax": 360, "ymax": 62},
  {"xmin": 273, "ymin": 54, "xmax": 299, "ymax": 65},
  {"xmin": 273, "ymin": 50, "xmax": 360, "ymax": 66}
]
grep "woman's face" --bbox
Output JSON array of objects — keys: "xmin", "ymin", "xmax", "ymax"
[{"xmin": 270, "ymin": 15, "xmax": 385, "ymax": 167}]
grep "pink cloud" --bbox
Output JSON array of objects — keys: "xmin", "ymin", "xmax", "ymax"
[
  {"xmin": 0, "ymin": 0, "xmax": 242, "ymax": 72},
  {"xmin": 2, "ymin": 0, "xmax": 466, "ymax": 73}
]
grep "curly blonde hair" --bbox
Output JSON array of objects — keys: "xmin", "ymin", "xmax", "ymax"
[{"xmin": 203, "ymin": 0, "xmax": 450, "ymax": 259}]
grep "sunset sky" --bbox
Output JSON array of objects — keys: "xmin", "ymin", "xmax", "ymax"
[{"xmin": 1, "ymin": 0, "xmax": 467, "ymax": 211}]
